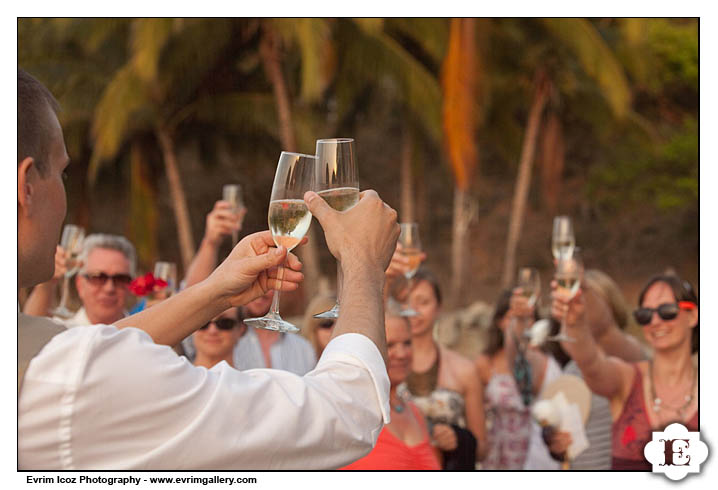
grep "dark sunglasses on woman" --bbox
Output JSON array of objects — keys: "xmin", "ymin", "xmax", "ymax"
[
  {"xmin": 199, "ymin": 318, "xmax": 239, "ymax": 331},
  {"xmin": 633, "ymin": 301, "xmax": 696, "ymax": 326},
  {"xmin": 83, "ymin": 272, "xmax": 133, "ymax": 287}
]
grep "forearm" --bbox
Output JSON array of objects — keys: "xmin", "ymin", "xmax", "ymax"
[
  {"xmin": 330, "ymin": 263, "xmax": 388, "ymax": 363},
  {"xmin": 183, "ymin": 238, "xmax": 220, "ymax": 287},
  {"xmin": 116, "ymin": 279, "xmax": 229, "ymax": 346},
  {"xmin": 22, "ymin": 281, "xmax": 57, "ymax": 317}
]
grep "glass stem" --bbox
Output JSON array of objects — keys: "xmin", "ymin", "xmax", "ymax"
[
  {"xmin": 231, "ymin": 230, "xmax": 238, "ymax": 247},
  {"xmin": 269, "ymin": 258, "xmax": 287, "ymax": 317},
  {"xmin": 58, "ymin": 274, "xmax": 70, "ymax": 309}
]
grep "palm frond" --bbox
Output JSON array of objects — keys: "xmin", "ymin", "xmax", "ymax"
[{"xmin": 541, "ymin": 18, "xmax": 631, "ymax": 119}]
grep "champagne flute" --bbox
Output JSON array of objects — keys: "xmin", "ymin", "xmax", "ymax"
[
  {"xmin": 223, "ymin": 184, "xmax": 244, "ymax": 246},
  {"xmin": 393, "ymin": 223, "xmax": 423, "ymax": 316},
  {"xmin": 552, "ymin": 216, "xmax": 575, "ymax": 261},
  {"xmin": 313, "ymin": 138, "xmax": 360, "ymax": 319},
  {"xmin": 517, "ymin": 267, "xmax": 541, "ymax": 308},
  {"xmin": 243, "ymin": 152, "xmax": 315, "ymax": 332},
  {"xmin": 550, "ymin": 248, "xmax": 583, "ymax": 343},
  {"xmin": 153, "ymin": 261, "xmax": 177, "ymax": 300},
  {"xmin": 52, "ymin": 224, "xmax": 85, "ymax": 319}
]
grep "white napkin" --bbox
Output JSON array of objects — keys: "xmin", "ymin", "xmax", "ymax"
[{"xmin": 551, "ymin": 392, "xmax": 589, "ymax": 459}]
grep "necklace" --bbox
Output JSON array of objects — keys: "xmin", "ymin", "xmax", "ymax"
[
  {"xmin": 406, "ymin": 344, "xmax": 440, "ymax": 397},
  {"xmin": 390, "ymin": 397, "xmax": 406, "ymax": 413},
  {"xmin": 649, "ymin": 360, "xmax": 696, "ymax": 418}
]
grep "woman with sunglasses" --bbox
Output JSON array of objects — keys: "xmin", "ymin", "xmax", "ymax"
[
  {"xmin": 193, "ymin": 307, "xmax": 247, "ymax": 369},
  {"xmin": 551, "ymin": 274, "xmax": 698, "ymax": 470}
]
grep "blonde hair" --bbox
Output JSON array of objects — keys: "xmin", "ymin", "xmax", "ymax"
[
  {"xmin": 584, "ymin": 269, "xmax": 629, "ymax": 330},
  {"xmin": 302, "ymin": 294, "xmax": 338, "ymax": 357}
]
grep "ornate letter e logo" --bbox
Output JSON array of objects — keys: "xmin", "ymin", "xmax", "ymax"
[{"xmin": 644, "ymin": 423, "xmax": 708, "ymax": 481}]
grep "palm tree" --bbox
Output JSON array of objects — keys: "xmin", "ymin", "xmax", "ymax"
[{"xmin": 498, "ymin": 18, "xmax": 633, "ymax": 288}]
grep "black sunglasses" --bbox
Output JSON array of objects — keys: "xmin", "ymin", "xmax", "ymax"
[
  {"xmin": 200, "ymin": 318, "xmax": 239, "ymax": 331},
  {"xmin": 317, "ymin": 320, "xmax": 335, "ymax": 330},
  {"xmin": 83, "ymin": 272, "xmax": 133, "ymax": 287},
  {"xmin": 633, "ymin": 301, "xmax": 696, "ymax": 326}
]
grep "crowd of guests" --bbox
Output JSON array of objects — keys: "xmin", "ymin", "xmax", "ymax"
[
  {"xmin": 23, "ymin": 189, "xmax": 699, "ymax": 471},
  {"xmin": 19, "ymin": 68, "xmax": 698, "ymax": 471}
]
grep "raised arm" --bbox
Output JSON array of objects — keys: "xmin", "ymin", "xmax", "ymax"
[
  {"xmin": 583, "ymin": 286, "xmax": 646, "ymax": 363},
  {"xmin": 551, "ymin": 286, "xmax": 635, "ymax": 401},
  {"xmin": 184, "ymin": 200, "xmax": 245, "ymax": 287},
  {"xmin": 116, "ymin": 231, "xmax": 304, "ymax": 347},
  {"xmin": 304, "ymin": 190, "xmax": 400, "ymax": 364}
]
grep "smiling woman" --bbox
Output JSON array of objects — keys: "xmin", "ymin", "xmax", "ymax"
[{"xmin": 552, "ymin": 274, "xmax": 698, "ymax": 470}]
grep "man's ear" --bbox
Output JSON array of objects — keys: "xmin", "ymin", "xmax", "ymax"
[{"xmin": 18, "ymin": 157, "xmax": 36, "ymax": 214}]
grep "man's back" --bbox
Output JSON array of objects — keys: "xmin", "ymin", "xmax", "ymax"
[{"xmin": 19, "ymin": 323, "xmax": 387, "ymax": 470}]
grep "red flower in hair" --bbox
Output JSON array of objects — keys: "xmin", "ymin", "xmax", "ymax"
[
  {"xmin": 129, "ymin": 273, "xmax": 168, "ymax": 297},
  {"xmin": 621, "ymin": 425, "xmax": 636, "ymax": 446}
]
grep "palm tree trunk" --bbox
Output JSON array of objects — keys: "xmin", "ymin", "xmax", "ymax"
[
  {"xmin": 156, "ymin": 126, "xmax": 195, "ymax": 271},
  {"xmin": 400, "ymin": 128, "xmax": 414, "ymax": 222},
  {"xmin": 260, "ymin": 25, "xmax": 322, "ymax": 302},
  {"xmin": 500, "ymin": 74, "xmax": 551, "ymax": 288}
]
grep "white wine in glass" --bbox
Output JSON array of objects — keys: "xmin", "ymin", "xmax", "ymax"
[
  {"xmin": 552, "ymin": 216, "xmax": 575, "ymax": 261},
  {"xmin": 517, "ymin": 267, "xmax": 541, "ymax": 307},
  {"xmin": 398, "ymin": 223, "xmax": 423, "ymax": 280},
  {"xmin": 53, "ymin": 224, "xmax": 86, "ymax": 319},
  {"xmin": 314, "ymin": 138, "xmax": 359, "ymax": 320},
  {"xmin": 551, "ymin": 248, "xmax": 584, "ymax": 343},
  {"xmin": 243, "ymin": 152, "xmax": 315, "ymax": 332},
  {"xmin": 223, "ymin": 184, "xmax": 244, "ymax": 246},
  {"xmin": 153, "ymin": 261, "xmax": 178, "ymax": 300}
]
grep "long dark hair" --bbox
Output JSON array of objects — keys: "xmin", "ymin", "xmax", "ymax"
[
  {"xmin": 638, "ymin": 275, "xmax": 698, "ymax": 354},
  {"xmin": 483, "ymin": 289, "xmax": 513, "ymax": 356}
]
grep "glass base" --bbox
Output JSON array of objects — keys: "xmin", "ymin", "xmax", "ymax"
[
  {"xmin": 52, "ymin": 305, "xmax": 74, "ymax": 319},
  {"xmin": 313, "ymin": 303, "xmax": 340, "ymax": 319},
  {"xmin": 244, "ymin": 315, "xmax": 299, "ymax": 333}
]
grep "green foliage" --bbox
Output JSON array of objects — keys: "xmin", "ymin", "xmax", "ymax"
[{"xmin": 588, "ymin": 117, "xmax": 697, "ymax": 212}]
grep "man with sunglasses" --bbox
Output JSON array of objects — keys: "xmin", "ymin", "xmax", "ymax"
[{"xmin": 23, "ymin": 233, "xmax": 136, "ymax": 327}]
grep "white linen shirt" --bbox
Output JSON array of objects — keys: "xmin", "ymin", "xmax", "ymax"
[
  {"xmin": 233, "ymin": 327, "xmax": 317, "ymax": 375},
  {"xmin": 18, "ymin": 324, "xmax": 390, "ymax": 470}
]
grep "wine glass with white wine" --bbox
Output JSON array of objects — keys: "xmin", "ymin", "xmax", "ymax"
[
  {"xmin": 517, "ymin": 267, "xmax": 541, "ymax": 308},
  {"xmin": 222, "ymin": 184, "xmax": 244, "ymax": 247},
  {"xmin": 243, "ymin": 152, "xmax": 315, "ymax": 332},
  {"xmin": 153, "ymin": 261, "xmax": 178, "ymax": 301},
  {"xmin": 313, "ymin": 138, "xmax": 360, "ymax": 319},
  {"xmin": 552, "ymin": 216, "xmax": 575, "ymax": 261},
  {"xmin": 52, "ymin": 224, "xmax": 85, "ymax": 319},
  {"xmin": 393, "ymin": 223, "xmax": 423, "ymax": 316},
  {"xmin": 551, "ymin": 248, "xmax": 583, "ymax": 343}
]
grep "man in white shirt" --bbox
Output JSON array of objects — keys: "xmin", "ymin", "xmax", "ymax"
[
  {"xmin": 233, "ymin": 291, "xmax": 317, "ymax": 374},
  {"xmin": 24, "ymin": 233, "xmax": 136, "ymax": 327},
  {"xmin": 18, "ymin": 68, "xmax": 400, "ymax": 470}
]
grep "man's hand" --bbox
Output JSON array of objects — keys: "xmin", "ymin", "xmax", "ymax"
[
  {"xmin": 304, "ymin": 190, "xmax": 399, "ymax": 279},
  {"xmin": 432, "ymin": 423, "xmax": 458, "ymax": 451},
  {"xmin": 204, "ymin": 200, "xmax": 247, "ymax": 248},
  {"xmin": 208, "ymin": 231, "xmax": 305, "ymax": 308}
]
